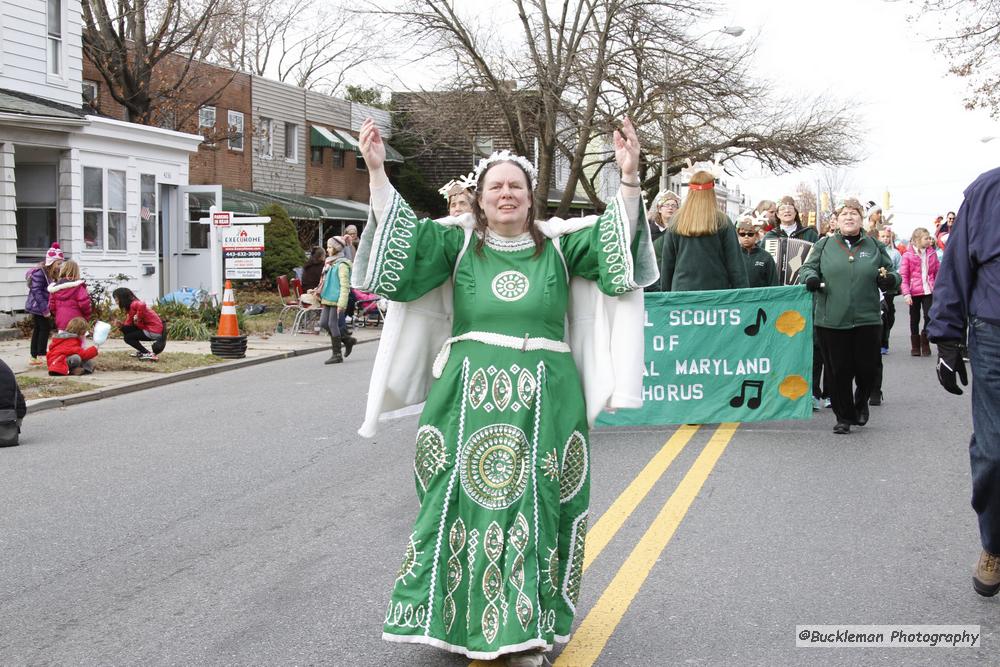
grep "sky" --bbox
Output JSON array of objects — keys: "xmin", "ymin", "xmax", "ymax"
[
  {"xmin": 719, "ymin": 0, "xmax": 1000, "ymax": 239},
  {"xmin": 370, "ymin": 0, "xmax": 1000, "ymax": 240}
]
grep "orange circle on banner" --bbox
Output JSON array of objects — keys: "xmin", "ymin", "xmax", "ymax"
[
  {"xmin": 776, "ymin": 310, "xmax": 806, "ymax": 337},
  {"xmin": 779, "ymin": 375, "xmax": 809, "ymax": 400}
]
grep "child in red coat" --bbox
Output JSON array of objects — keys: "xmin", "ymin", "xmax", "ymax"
[
  {"xmin": 112, "ymin": 288, "xmax": 166, "ymax": 361},
  {"xmin": 47, "ymin": 317, "xmax": 98, "ymax": 376}
]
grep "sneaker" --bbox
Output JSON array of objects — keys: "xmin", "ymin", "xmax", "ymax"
[
  {"xmin": 138, "ymin": 352, "xmax": 158, "ymax": 361},
  {"xmin": 823, "ymin": 398, "xmax": 831, "ymax": 408},
  {"xmin": 28, "ymin": 358, "xmax": 45, "ymax": 367},
  {"xmin": 880, "ymin": 346, "xmax": 889, "ymax": 355},
  {"xmin": 974, "ymin": 550, "xmax": 1000, "ymax": 597},
  {"xmin": 506, "ymin": 651, "xmax": 547, "ymax": 667},
  {"xmin": 813, "ymin": 397, "xmax": 822, "ymax": 412},
  {"xmin": 833, "ymin": 421, "xmax": 851, "ymax": 435}
]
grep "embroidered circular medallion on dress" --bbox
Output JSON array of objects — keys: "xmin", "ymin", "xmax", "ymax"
[
  {"xmin": 491, "ymin": 270, "xmax": 530, "ymax": 302},
  {"xmin": 460, "ymin": 424, "xmax": 530, "ymax": 509}
]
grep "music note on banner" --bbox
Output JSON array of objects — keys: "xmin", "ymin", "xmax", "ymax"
[
  {"xmin": 744, "ymin": 308, "xmax": 767, "ymax": 336},
  {"xmin": 729, "ymin": 379, "xmax": 764, "ymax": 409}
]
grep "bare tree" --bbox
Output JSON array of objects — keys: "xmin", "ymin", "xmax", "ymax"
[
  {"xmin": 82, "ymin": 0, "xmax": 236, "ymax": 126},
  {"xmin": 818, "ymin": 166, "xmax": 855, "ymax": 213},
  {"xmin": 794, "ymin": 181, "xmax": 818, "ymax": 220},
  {"xmin": 377, "ymin": 0, "xmax": 863, "ymax": 215},
  {"xmin": 899, "ymin": 0, "xmax": 1000, "ymax": 118},
  {"xmin": 200, "ymin": 0, "xmax": 372, "ymax": 92}
]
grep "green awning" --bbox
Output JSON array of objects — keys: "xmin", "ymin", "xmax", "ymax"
[
  {"xmin": 263, "ymin": 192, "xmax": 369, "ymax": 222},
  {"xmin": 333, "ymin": 128, "xmax": 404, "ymax": 164},
  {"xmin": 311, "ymin": 125, "xmax": 349, "ymax": 150},
  {"xmin": 188, "ymin": 188, "xmax": 324, "ymax": 220}
]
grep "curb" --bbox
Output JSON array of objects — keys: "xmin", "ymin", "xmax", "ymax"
[{"xmin": 25, "ymin": 338, "xmax": 376, "ymax": 414}]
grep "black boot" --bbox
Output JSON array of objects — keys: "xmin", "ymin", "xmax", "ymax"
[
  {"xmin": 342, "ymin": 335, "xmax": 357, "ymax": 357},
  {"xmin": 325, "ymin": 333, "xmax": 343, "ymax": 364}
]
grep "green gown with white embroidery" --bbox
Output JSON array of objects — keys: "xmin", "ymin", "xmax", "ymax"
[{"xmin": 372, "ymin": 192, "xmax": 639, "ymax": 660}]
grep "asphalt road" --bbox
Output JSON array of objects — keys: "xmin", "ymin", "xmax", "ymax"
[{"xmin": 0, "ymin": 321, "xmax": 994, "ymax": 666}]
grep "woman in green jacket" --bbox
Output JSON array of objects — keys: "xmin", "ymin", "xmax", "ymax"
[
  {"xmin": 658, "ymin": 170, "xmax": 748, "ymax": 292},
  {"xmin": 799, "ymin": 198, "xmax": 901, "ymax": 434}
]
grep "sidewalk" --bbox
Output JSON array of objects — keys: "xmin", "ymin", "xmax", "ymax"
[{"xmin": 0, "ymin": 327, "xmax": 381, "ymax": 413}]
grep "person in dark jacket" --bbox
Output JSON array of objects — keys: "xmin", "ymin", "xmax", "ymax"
[
  {"xmin": 24, "ymin": 243, "xmax": 64, "ymax": 366},
  {"xmin": 301, "ymin": 246, "xmax": 326, "ymax": 292},
  {"xmin": 736, "ymin": 218, "xmax": 779, "ymax": 287},
  {"xmin": 928, "ymin": 167, "xmax": 1000, "ymax": 598},
  {"xmin": 0, "ymin": 358, "xmax": 26, "ymax": 447},
  {"xmin": 762, "ymin": 196, "xmax": 820, "ymax": 244},
  {"xmin": 799, "ymin": 198, "xmax": 901, "ymax": 435},
  {"xmin": 659, "ymin": 170, "xmax": 748, "ymax": 292}
]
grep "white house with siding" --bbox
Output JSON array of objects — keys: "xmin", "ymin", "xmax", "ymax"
[{"xmin": 0, "ymin": 0, "xmax": 202, "ymax": 322}]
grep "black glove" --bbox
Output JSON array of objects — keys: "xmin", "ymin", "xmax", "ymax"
[
  {"xmin": 804, "ymin": 276, "xmax": 821, "ymax": 292},
  {"xmin": 876, "ymin": 273, "xmax": 895, "ymax": 290},
  {"xmin": 936, "ymin": 340, "xmax": 969, "ymax": 395}
]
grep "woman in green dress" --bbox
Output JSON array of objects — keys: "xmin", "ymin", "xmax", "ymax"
[{"xmin": 355, "ymin": 117, "xmax": 654, "ymax": 665}]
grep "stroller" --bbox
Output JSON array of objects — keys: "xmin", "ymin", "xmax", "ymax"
[{"xmin": 351, "ymin": 288, "xmax": 386, "ymax": 328}]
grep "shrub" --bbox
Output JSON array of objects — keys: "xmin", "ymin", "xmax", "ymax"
[
  {"xmin": 85, "ymin": 272, "xmax": 134, "ymax": 322},
  {"xmin": 260, "ymin": 204, "xmax": 306, "ymax": 282}
]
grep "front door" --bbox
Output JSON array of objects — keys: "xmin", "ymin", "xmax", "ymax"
[{"xmin": 176, "ymin": 184, "xmax": 222, "ymax": 295}]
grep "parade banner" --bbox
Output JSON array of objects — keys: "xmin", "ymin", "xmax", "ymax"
[{"xmin": 598, "ymin": 285, "xmax": 814, "ymax": 426}]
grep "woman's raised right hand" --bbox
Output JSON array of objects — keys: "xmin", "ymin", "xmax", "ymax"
[{"xmin": 359, "ymin": 118, "xmax": 385, "ymax": 172}]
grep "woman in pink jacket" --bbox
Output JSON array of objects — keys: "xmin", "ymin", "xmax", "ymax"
[
  {"xmin": 899, "ymin": 227, "xmax": 940, "ymax": 356},
  {"xmin": 46, "ymin": 260, "xmax": 92, "ymax": 331}
]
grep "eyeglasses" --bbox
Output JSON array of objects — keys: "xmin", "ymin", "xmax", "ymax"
[{"xmin": 738, "ymin": 232, "xmax": 757, "ymax": 237}]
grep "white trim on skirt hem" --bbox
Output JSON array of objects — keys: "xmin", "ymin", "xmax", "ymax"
[{"xmin": 382, "ymin": 631, "xmax": 571, "ymax": 660}]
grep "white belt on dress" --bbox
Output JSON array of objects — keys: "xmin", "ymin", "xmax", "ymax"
[{"xmin": 431, "ymin": 331, "xmax": 571, "ymax": 378}]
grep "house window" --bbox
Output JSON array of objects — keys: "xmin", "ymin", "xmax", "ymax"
[
  {"xmin": 332, "ymin": 149, "xmax": 344, "ymax": 168},
  {"xmin": 355, "ymin": 153, "xmax": 366, "ymax": 171},
  {"xmin": 83, "ymin": 167, "xmax": 126, "ymax": 250},
  {"xmin": 473, "ymin": 136, "xmax": 494, "ymax": 166},
  {"xmin": 260, "ymin": 118, "xmax": 273, "ymax": 159},
  {"xmin": 187, "ymin": 194, "xmax": 209, "ymax": 249},
  {"xmin": 14, "ymin": 164, "xmax": 58, "ymax": 261},
  {"xmin": 284, "ymin": 123, "xmax": 298, "ymax": 162},
  {"xmin": 47, "ymin": 0, "xmax": 62, "ymax": 76},
  {"xmin": 199, "ymin": 106, "xmax": 216, "ymax": 129},
  {"xmin": 82, "ymin": 80, "xmax": 98, "ymax": 108},
  {"xmin": 83, "ymin": 167, "xmax": 103, "ymax": 249},
  {"xmin": 228, "ymin": 110, "xmax": 244, "ymax": 151},
  {"xmin": 140, "ymin": 174, "xmax": 156, "ymax": 251},
  {"xmin": 311, "ymin": 146, "xmax": 323, "ymax": 165}
]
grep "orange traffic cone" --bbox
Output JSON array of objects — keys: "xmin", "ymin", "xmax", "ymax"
[
  {"xmin": 217, "ymin": 280, "xmax": 240, "ymax": 336},
  {"xmin": 210, "ymin": 281, "xmax": 247, "ymax": 359}
]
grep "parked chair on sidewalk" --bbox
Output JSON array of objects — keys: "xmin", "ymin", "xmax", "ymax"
[
  {"xmin": 276, "ymin": 275, "xmax": 303, "ymax": 333},
  {"xmin": 288, "ymin": 277, "xmax": 322, "ymax": 335}
]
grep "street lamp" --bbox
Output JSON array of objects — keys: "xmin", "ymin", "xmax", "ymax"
[{"xmin": 660, "ymin": 26, "xmax": 745, "ymax": 193}]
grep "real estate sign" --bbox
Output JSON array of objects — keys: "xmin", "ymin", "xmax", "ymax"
[{"xmin": 222, "ymin": 225, "xmax": 265, "ymax": 280}]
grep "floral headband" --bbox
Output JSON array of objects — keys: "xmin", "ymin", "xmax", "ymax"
[{"xmin": 473, "ymin": 150, "xmax": 539, "ymax": 190}]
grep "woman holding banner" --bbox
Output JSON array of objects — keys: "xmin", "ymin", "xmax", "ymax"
[
  {"xmin": 658, "ymin": 170, "xmax": 748, "ymax": 292},
  {"xmin": 352, "ymin": 117, "xmax": 656, "ymax": 665},
  {"xmin": 800, "ymin": 198, "xmax": 901, "ymax": 435}
]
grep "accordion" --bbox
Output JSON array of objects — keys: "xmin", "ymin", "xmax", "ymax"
[{"xmin": 764, "ymin": 237, "xmax": 815, "ymax": 285}]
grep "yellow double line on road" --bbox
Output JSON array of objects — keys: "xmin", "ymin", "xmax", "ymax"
[{"xmin": 470, "ymin": 422, "xmax": 738, "ymax": 667}]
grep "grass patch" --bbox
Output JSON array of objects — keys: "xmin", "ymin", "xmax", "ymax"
[
  {"xmin": 97, "ymin": 351, "xmax": 225, "ymax": 373},
  {"xmin": 17, "ymin": 375, "xmax": 102, "ymax": 400}
]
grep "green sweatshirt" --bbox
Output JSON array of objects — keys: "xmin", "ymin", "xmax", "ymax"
[
  {"xmin": 740, "ymin": 245, "xmax": 779, "ymax": 288},
  {"xmin": 799, "ymin": 231, "xmax": 901, "ymax": 329},
  {"xmin": 659, "ymin": 212, "xmax": 749, "ymax": 291}
]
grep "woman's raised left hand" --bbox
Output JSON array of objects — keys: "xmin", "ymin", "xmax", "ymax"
[{"xmin": 614, "ymin": 117, "xmax": 640, "ymax": 177}]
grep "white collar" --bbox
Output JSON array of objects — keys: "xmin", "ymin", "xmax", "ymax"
[{"xmin": 485, "ymin": 229, "xmax": 535, "ymax": 252}]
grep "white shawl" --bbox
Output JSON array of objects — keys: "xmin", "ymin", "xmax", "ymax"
[{"xmin": 352, "ymin": 189, "xmax": 658, "ymax": 438}]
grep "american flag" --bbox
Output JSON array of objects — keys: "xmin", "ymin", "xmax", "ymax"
[{"xmin": 140, "ymin": 206, "xmax": 152, "ymax": 221}]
